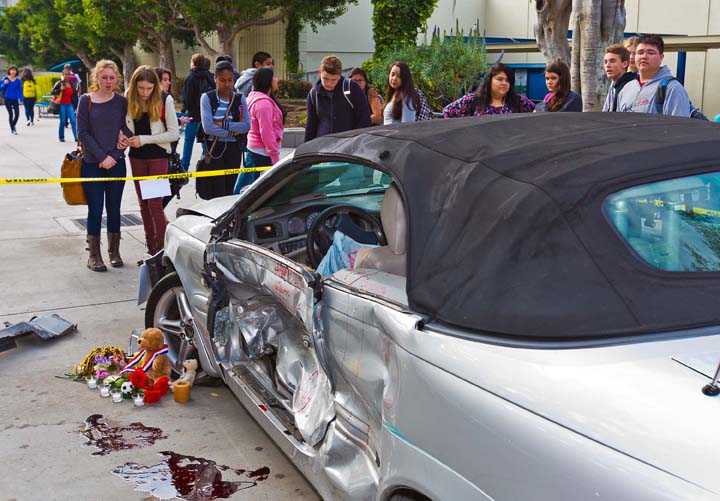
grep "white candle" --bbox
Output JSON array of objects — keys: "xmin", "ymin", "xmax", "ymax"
[
  {"xmin": 132, "ymin": 394, "xmax": 144, "ymax": 407},
  {"xmin": 111, "ymin": 390, "xmax": 123, "ymax": 403},
  {"xmin": 87, "ymin": 377, "xmax": 97, "ymax": 389},
  {"xmin": 99, "ymin": 384, "xmax": 111, "ymax": 397}
]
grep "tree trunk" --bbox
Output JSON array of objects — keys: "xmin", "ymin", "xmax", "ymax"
[
  {"xmin": 571, "ymin": 0, "xmax": 625, "ymax": 110},
  {"xmin": 157, "ymin": 32, "xmax": 177, "ymax": 95},
  {"xmin": 534, "ymin": 0, "xmax": 572, "ymax": 64},
  {"xmin": 121, "ymin": 43, "xmax": 137, "ymax": 89},
  {"xmin": 218, "ymin": 24, "xmax": 235, "ymax": 57}
]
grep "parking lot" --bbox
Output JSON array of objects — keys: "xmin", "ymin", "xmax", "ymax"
[{"xmin": 0, "ymin": 108, "xmax": 318, "ymax": 501}]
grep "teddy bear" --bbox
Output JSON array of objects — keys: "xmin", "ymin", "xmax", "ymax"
[
  {"xmin": 121, "ymin": 327, "xmax": 172, "ymax": 383},
  {"xmin": 171, "ymin": 359, "xmax": 198, "ymax": 390}
]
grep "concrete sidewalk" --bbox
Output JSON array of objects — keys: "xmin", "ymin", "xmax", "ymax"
[{"xmin": 0, "ymin": 108, "xmax": 317, "ymax": 500}]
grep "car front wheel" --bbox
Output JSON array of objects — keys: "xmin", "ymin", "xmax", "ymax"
[{"xmin": 145, "ymin": 271, "xmax": 198, "ymax": 377}]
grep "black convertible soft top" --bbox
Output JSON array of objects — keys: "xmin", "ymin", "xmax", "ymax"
[{"xmin": 296, "ymin": 113, "xmax": 720, "ymax": 339}]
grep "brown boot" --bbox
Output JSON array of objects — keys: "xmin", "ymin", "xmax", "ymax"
[
  {"xmin": 107, "ymin": 232, "xmax": 124, "ymax": 268},
  {"xmin": 86, "ymin": 235, "xmax": 107, "ymax": 272}
]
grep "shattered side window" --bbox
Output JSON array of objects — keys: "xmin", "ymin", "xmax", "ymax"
[{"xmin": 605, "ymin": 172, "xmax": 720, "ymax": 271}]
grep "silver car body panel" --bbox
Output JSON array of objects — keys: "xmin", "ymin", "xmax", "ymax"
[
  {"xmin": 154, "ymin": 164, "xmax": 720, "ymax": 500},
  {"xmin": 163, "ymin": 214, "xmax": 221, "ymax": 377}
]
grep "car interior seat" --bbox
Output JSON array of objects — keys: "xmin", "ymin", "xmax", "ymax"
[{"xmin": 354, "ymin": 183, "xmax": 406, "ymax": 276}]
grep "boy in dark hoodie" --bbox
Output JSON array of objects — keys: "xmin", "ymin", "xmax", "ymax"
[
  {"xmin": 602, "ymin": 44, "xmax": 637, "ymax": 112},
  {"xmin": 180, "ymin": 54, "xmax": 215, "ymax": 170},
  {"xmin": 304, "ymin": 55, "xmax": 370, "ymax": 142}
]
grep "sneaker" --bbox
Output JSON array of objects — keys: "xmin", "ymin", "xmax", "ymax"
[
  {"xmin": 59, "ymin": 138, "xmax": 65, "ymax": 142},
  {"xmin": 26, "ymin": 121, "xmax": 31, "ymax": 126},
  {"xmin": 11, "ymin": 129, "xmax": 17, "ymax": 135}
]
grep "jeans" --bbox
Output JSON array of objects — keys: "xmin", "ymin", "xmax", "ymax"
[
  {"xmin": 58, "ymin": 103, "xmax": 77, "ymax": 141},
  {"xmin": 234, "ymin": 150, "xmax": 270, "ymax": 194},
  {"xmin": 5, "ymin": 99, "xmax": 19, "ymax": 131},
  {"xmin": 180, "ymin": 120, "xmax": 199, "ymax": 170},
  {"xmin": 130, "ymin": 156, "xmax": 169, "ymax": 252},
  {"xmin": 81, "ymin": 158, "xmax": 127, "ymax": 236},
  {"xmin": 24, "ymin": 98, "xmax": 36, "ymax": 122}
]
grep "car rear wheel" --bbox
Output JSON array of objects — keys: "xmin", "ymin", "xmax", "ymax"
[{"xmin": 145, "ymin": 272, "xmax": 198, "ymax": 377}]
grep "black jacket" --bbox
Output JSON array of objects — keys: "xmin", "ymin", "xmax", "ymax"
[
  {"xmin": 182, "ymin": 68, "xmax": 215, "ymax": 120},
  {"xmin": 305, "ymin": 77, "xmax": 371, "ymax": 142}
]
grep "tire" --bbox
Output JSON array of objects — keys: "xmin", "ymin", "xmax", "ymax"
[
  {"xmin": 145, "ymin": 272, "xmax": 197, "ymax": 377},
  {"xmin": 389, "ymin": 490, "xmax": 432, "ymax": 501}
]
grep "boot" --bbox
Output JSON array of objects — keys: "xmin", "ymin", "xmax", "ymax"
[
  {"xmin": 86, "ymin": 236, "xmax": 107, "ymax": 272},
  {"xmin": 137, "ymin": 233, "xmax": 156, "ymax": 266},
  {"xmin": 107, "ymin": 232, "xmax": 124, "ymax": 268}
]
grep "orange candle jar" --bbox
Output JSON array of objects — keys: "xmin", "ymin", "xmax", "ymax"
[{"xmin": 173, "ymin": 381, "xmax": 191, "ymax": 403}]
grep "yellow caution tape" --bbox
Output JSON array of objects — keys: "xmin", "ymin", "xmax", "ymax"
[
  {"xmin": 633, "ymin": 197, "xmax": 720, "ymax": 218},
  {"xmin": 0, "ymin": 166, "xmax": 272, "ymax": 185}
]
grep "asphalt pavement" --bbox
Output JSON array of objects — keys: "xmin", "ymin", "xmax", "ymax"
[{"xmin": 0, "ymin": 106, "xmax": 318, "ymax": 500}]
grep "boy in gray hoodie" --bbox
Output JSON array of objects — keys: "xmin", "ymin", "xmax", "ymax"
[
  {"xmin": 617, "ymin": 34, "xmax": 690, "ymax": 117},
  {"xmin": 234, "ymin": 51, "xmax": 273, "ymax": 96}
]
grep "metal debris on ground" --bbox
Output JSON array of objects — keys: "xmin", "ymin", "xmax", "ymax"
[{"xmin": 0, "ymin": 313, "xmax": 77, "ymax": 352}]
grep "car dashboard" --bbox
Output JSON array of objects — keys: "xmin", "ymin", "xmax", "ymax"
[{"xmin": 244, "ymin": 194, "xmax": 384, "ymax": 262}]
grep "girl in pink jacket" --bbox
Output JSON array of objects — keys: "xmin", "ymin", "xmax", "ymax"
[{"xmin": 234, "ymin": 67, "xmax": 286, "ymax": 193}]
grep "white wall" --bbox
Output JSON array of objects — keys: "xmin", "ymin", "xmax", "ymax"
[{"xmin": 300, "ymin": 1, "xmax": 375, "ymax": 72}]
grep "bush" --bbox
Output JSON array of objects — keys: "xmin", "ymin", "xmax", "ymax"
[
  {"xmin": 277, "ymin": 79, "xmax": 312, "ymax": 99},
  {"xmin": 363, "ymin": 25, "xmax": 487, "ymax": 111},
  {"xmin": 35, "ymin": 74, "xmax": 60, "ymax": 100}
]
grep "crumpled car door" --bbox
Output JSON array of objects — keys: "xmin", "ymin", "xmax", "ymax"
[{"xmin": 206, "ymin": 239, "xmax": 334, "ymax": 446}]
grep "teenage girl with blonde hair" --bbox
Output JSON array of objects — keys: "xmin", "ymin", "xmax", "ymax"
[
  {"xmin": 118, "ymin": 65, "xmax": 179, "ymax": 259},
  {"xmin": 77, "ymin": 59, "xmax": 129, "ymax": 272}
]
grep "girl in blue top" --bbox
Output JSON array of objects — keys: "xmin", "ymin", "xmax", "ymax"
[
  {"xmin": 197, "ymin": 60, "xmax": 250, "ymax": 199},
  {"xmin": 1, "ymin": 66, "xmax": 23, "ymax": 134}
]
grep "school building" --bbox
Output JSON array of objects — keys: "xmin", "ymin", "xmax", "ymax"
[{"xmin": 140, "ymin": 0, "xmax": 720, "ymax": 116}]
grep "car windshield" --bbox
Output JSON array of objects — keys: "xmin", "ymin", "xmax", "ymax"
[
  {"xmin": 264, "ymin": 162, "xmax": 393, "ymax": 207},
  {"xmin": 606, "ymin": 172, "xmax": 720, "ymax": 271}
]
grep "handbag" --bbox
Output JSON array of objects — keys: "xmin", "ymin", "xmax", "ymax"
[
  {"xmin": 61, "ymin": 147, "xmax": 86, "ymax": 205},
  {"xmin": 48, "ymin": 96, "xmax": 60, "ymax": 115},
  {"xmin": 167, "ymin": 152, "xmax": 188, "ymax": 199},
  {"xmin": 60, "ymin": 97, "xmax": 91, "ymax": 205}
]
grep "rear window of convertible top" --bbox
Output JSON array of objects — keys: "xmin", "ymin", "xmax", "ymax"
[{"xmin": 606, "ymin": 172, "xmax": 720, "ymax": 272}]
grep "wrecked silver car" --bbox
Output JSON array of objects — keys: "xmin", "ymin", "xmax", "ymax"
[{"xmin": 143, "ymin": 113, "xmax": 720, "ymax": 500}]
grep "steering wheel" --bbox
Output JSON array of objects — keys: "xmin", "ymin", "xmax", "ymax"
[{"xmin": 306, "ymin": 205, "xmax": 387, "ymax": 269}]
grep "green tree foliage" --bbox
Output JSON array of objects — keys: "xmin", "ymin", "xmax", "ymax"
[
  {"xmin": 371, "ymin": 0, "xmax": 437, "ymax": 57},
  {"xmin": 0, "ymin": 5, "xmax": 73, "ymax": 67},
  {"xmin": 364, "ymin": 26, "xmax": 487, "ymax": 111}
]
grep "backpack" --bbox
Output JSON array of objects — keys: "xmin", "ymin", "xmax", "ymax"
[
  {"xmin": 195, "ymin": 90, "xmax": 246, "ymax": 145},
  {"xmin": 655, "ymin": 78, "xmax": 709, "ymax": 120},
  {"xmin": 309, "ymin": 77, "xmax": 354, "ymax": 117},
  {"xmin": 414, "ymin": 88, "xmax": 432, "ymax": 121}
]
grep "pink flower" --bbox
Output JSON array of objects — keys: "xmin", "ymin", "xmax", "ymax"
[{"xmin": 98, "ymin": 370, "xmax": 108, "ymax": 380}]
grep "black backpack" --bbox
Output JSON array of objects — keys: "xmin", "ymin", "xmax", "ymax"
[{"xmin": 195, "ymin": 90, "xmax": 246, "ymax": 145}]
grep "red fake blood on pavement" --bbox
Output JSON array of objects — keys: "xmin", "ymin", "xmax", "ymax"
[
  {"xmin": 79, "ymin": 414, "xmax": 166, "ymax": 456},
  {"xmin": 113, "ymin": 451, "xmax": 270, "ymax": 500}
]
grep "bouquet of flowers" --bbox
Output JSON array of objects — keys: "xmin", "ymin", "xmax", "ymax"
[{"xmin": 94, "ymin": 353, "xmax": 126, "ymax": 381}]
